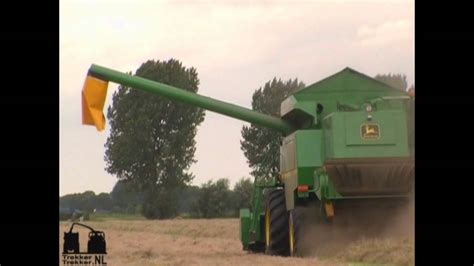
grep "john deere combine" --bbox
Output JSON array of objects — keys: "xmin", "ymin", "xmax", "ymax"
[{"xmin": 81, "ymin": 64, "xmax": 414, "ymax": 256}]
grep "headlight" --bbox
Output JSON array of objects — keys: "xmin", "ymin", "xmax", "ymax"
[{"xmin": 365, "ymin": 104, "xmax": 372, "ymax": 112}]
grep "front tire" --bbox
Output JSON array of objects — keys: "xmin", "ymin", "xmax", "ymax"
[{"xmin": 264, "ymin": 188, "xmax": 289, "ymax": 256}]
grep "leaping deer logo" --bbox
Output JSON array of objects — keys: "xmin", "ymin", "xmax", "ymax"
[
  {"xmin": 366, "ymin": 126, "xmax": 376, "ymax": 134},
  {"xmin": 362, "ymin": 124, "xmax": 379, "ymax": 139}
]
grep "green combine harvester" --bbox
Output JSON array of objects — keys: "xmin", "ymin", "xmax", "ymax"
[{"xmin": 81, "ymin": 64, "xmax": 414, "ymax": 257}]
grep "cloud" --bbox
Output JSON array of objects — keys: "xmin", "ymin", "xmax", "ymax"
[{"xmin": 356, "ymin": 19, "xmax": 413, "ymax": 47}]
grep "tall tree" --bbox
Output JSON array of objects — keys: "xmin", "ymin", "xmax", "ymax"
[
  {"xmin": 374, "ymin": 73, "xmax": 408, "ymax": 91},
  {"xmin": 104, "ymin": 59, "xmax": 205, "ymax": 219},
  {"xmin": 240, "ymin": 78, "xmax": 305, "ymax": 181}
]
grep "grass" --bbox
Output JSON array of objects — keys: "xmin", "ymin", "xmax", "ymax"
[
  {"xmin": 334, "ymin": 237, "xmax": 414, "ymax": 266},
  {"xmin": 88, "ymin": 212, "xmax": 146, "ymax": 221},
  {"xmin": 59, "ymin": 217, "xmax": 413, "ymax": 265}
]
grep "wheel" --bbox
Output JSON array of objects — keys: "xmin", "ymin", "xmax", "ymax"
[
  {"xmin": 288, "ymin": 207, "xmax": 304, "ymax": 257},
  {"xmin": 264, "ymin": 188, "xmax": 289, "ymax": 256},
  {"xmin": 248, "ymin": 242, "xmax": 265, "ymax": 253}
]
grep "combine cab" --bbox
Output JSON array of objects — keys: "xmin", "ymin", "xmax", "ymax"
[{"xmin": 80, "ymin": 64, "xmax": 414, "ymax": 257}]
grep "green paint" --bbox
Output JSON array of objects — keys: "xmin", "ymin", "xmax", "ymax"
[
  {"xmin": 318, "ymin": 172, "xmax": 343, "ymax": 200},
  {"xmin": 239, "ymin": 208, "xmax": 250, "ymax": 248},
  {"xmin": 324, "ymin": 110, "xmax": 409, "ymax": 158}
]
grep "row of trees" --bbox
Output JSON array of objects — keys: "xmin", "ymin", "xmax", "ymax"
[
  {"xmin": 374, "ymin": 73, "xmax": 414, "ymax": 92},
  {"xmin": 60, "ymin": 177, "xmax": 254, "ymax": 219},
  {"xmin": 60, "ymin": 191, "xmax": 115, "ymax": 213}
]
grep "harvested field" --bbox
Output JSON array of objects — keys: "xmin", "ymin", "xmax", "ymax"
[{"xmin": 59, "ymin": 218, "xmax": 413, "ymax": 265}]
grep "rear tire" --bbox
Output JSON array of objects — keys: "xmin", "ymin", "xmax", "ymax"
[
  {"xmin": 264, "ymin": 188, "xmax": 289, "ymax": 256},
  {"xmin": 289, "ymin": 207, "xmax": 304, "ymax": 257}
]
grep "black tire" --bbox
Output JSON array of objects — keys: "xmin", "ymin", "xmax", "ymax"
[
  {"xmin": 288, "ymin": 207, "xmax": 304, "ymax": 257},
  {"xmin": 264, "ymin": 188, "xmax": 289, "ymax": 256},
  {"xmin": 248, "ymin": 242, "xmax": 265, "ymax": 253}
]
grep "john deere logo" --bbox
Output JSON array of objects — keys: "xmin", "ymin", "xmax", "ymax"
[
  {"xmin": 62, "ymin": 222, "xmax": 107, "ymax": 265},
  {"xmin": 361, "ymin": 124, "xmax": 380, "ymax": 139}
]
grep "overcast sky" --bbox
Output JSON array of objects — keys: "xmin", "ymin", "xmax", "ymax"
[{"xmin": 60, "ymin": 0, "xmax": 414, "ymax": 196}]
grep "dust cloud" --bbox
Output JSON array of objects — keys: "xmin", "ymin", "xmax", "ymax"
[{"xmin": 297, "ymin": 196, "xmax": 414, "ymax": 263}]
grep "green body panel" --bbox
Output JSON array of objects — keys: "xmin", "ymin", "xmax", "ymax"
[
  {"xmin": 239, "ymin": 209, "xmax": 250, "ymax": 248},
  {"xmin": 88, "ymin": 64, "xmax": 294, "ymax": 134},
  {"xmin": 280, "ymin": 130, "xmax": 324, "ymax": 172},
  {"xmin": 280, "ymin": 133, "xmax": 296, "ymax": 173},
  {"xmin": 296, "ymin": 130, "xmax": 325, "ymax": 168},
  {"xmin": 323, "ymin": 110, "xmax": 409, "ymax": 158}
]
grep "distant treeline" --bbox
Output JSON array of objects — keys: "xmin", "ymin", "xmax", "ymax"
[{"xmin": 60, "ymin": 177, "xmax": 253, "ymax": 220}]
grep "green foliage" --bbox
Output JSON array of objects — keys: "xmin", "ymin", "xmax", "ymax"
[
  {"xmin": 95, "ymin": 193, "xmax": 113, "ymax": 210},
  {"xmin": 60, "ymin": 191, "xmax": 99, "ymax": 213},
  {"xmin": 110, "ymin": 180, "xmax": 142, "ymax": 214},
  {"xmin": 60, "ymin": 191, "xmax": 108, "ymax": 220},
  {"xmin": 104, "ymin": 58, "xmax": 205, "ymax": 219},
  {"xmin": 197, "ymin": 178, "xmax": 234, "ymax": 218},
  {"xmin": 141, "ymin": 187, "xmax": 182, "ymax": 219},
  {"xmin": 177, "ymin": 185, "xmax": 201, "ymax": 217},
  {"xmin": 374, "ymin": 73, "xmax": 408, "ymax": 91},
  {"xmin": 241, "ymin": 78, "xmax": 305, "ymax": 181},
  {"xmin": 60, "ymin": 176, "xmax": 254, "ymax": 220},
  {"xmin": 232, "ymin": 177, "xmax": 253, "ymax": 211},
  {"xmin": 193, "ymin": 177, "xmax": 254, "ymax": 218},
  {"xmin": 88, "ymin": 212, "xmax": 145, "ymax": 221}
]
